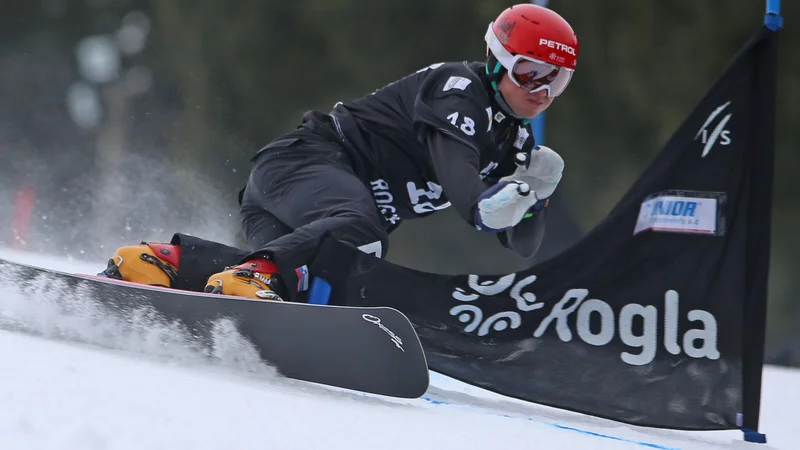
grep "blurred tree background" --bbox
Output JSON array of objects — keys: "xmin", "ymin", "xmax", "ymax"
[{"xmin": 0, "ymin": 0, "xmax": 797, "ymax": 364}]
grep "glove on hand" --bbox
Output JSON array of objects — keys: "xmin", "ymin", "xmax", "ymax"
[
  {"xmin": 501, "ymin": 145, "xmax": 564, "ymax": 199},
  {"xmin": 475, "ymin": 180, "xmax": 540, "ymax": 232}
]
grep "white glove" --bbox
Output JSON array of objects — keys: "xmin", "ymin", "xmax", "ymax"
[
  {"xmin": 475, "ymin": 180, "xmax": 540, "ymax": 232},
  {"xmin": 501, "ymin": 145, "xmax": 564, "ymax": 199}
]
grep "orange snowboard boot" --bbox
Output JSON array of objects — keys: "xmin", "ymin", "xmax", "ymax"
[
  {"xmin": 204, "ymin": 258, "xmax": 286, "ymax": 301},
  {"xmin": 99, "ymin": 242, "xmax": 180, "ymax": 288}
]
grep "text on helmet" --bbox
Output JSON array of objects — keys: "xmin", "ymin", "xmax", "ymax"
[{"xmin": 539, "ymin": 38, "xmax": 576, "ymax": 56}]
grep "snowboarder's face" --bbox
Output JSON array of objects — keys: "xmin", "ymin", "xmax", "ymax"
[{"xmin": 498, "ymin": 73, "xmax": 554, "ymax": 119}]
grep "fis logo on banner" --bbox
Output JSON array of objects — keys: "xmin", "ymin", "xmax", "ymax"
[
  {"xmin": 695, "ymin": 101, "xmax": 732, "ymax": 158},
  {"xmin": 634, "ymin": 191, "xmax": 724, "ymax": 236}
]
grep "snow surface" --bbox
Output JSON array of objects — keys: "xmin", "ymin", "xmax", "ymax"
[{"xmin": 0, "ymin": 248, "xmax": 797, "ymax": 450}]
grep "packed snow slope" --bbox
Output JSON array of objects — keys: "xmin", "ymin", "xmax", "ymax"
[{"xmin": 0, "ymin": 248, "xmax": 797, "ymax": 450}]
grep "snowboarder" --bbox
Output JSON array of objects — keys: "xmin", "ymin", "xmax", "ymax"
[{"xmin": 100, "ymin": 4, "xmax": 579, "ymax": 303}]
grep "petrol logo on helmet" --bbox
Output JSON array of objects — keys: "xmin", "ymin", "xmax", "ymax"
[{"xmin": 539, "ymin": 38, "xmax": 576, "ymax": 56}]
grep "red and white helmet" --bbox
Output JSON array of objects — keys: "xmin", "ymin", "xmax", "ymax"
[{"xmin": 485, "ymin": 4, "xmax": 578, "ymax": 97}]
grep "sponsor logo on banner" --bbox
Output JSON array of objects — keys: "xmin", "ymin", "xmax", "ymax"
[
  {"xmin": 634, "ymin": 191, "xmax": 724, "ymax": 236},
  {"xmin": 450, "ymin": 274, "xmax": 720, "ymax": 366}
]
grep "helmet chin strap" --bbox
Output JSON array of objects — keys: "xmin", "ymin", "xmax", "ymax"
[{"xmin": 485, "ymin": 58, "xmax": 531, "ymax": 124}]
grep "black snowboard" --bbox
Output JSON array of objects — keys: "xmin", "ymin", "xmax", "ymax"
[{"xmin": 0, "ymin": 257, "xmax": 430, "ymax": 398}]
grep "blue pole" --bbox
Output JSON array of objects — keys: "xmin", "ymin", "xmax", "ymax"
[
  {"xmin": 764, "ymin": 0, "xmax": 783, "ymax": 30},
  {"xmin": 532, "ymin": 112, "xmax": 546, "ymax": 145},
  {"xmin": 742, "ymin": 2, "xmax": 781, "ymax": 444}
]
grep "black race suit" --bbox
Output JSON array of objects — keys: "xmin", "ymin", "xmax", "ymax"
[{"xmin": 237, "ymin": 61, "xmax": 548, "ymax": 298}]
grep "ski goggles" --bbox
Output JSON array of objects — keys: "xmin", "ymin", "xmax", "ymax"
[
  {"xmin": 508, "ymin": 57, "xmax": 572, "ymax": 97},
  {"xmin": 485, "ymin": 24, "xmax": 574, "ymax": 97}
]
